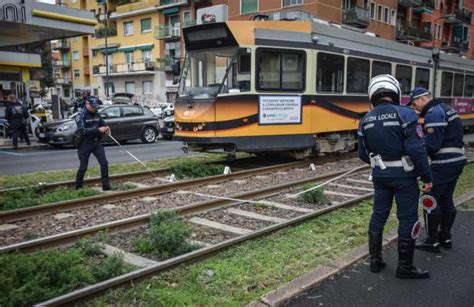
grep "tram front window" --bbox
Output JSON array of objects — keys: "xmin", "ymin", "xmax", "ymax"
[{"xmin": 178, "ymin": 47, "xmax": 251, "ymax": 99}]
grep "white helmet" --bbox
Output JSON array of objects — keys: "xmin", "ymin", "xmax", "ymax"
[{"xmin": 368, "ymin": 74, "xmax": 401, "ymax": 105}]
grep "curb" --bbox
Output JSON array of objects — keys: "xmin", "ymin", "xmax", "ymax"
[{"xmin": 248, "ymin": 191, "xmax": 474, "ymax": 307}]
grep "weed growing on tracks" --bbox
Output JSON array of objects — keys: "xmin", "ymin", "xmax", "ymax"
[
  {"xmin": 0, "ymin": 186, "xmax": 100, "ymax": 211},
  {"xmin": 0, "ymin": 241, "xmax": 129, "ymax": 306},
  {"xmin": 169, "ymin": 161, "xmax": 226, "ymax": 179},
  {"xmin": 297, "ymin": 184, "xmax": 329, "ymax": 204},
  {"xmin": 133, "ymin": 210, "xmax": 197, "ymax": 259}
]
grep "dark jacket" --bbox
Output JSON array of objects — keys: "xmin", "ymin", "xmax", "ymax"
[
  {"xmin": 358, "ymin": 101, "xmax": 432, "ymax": 183},
  {"xmin": 5, "ymin": 101, "xmax": 28, "ymax": 128},
  {"xmin": 75, "ymin": 108, "xmax": 106, "ymax": 145}
]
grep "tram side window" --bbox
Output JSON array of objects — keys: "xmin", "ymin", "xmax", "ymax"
[
  {"xmin": 415, "ymin": 68, "xmax": 430, "ymax": 89},
  {"xmin": 347, "ymin": 57, "xmax": 370, "ymax": 94},
  {"xmin": 317, "ymin": 53, "xmax": 344, "ymax": 93},
  {"xmin": 464, "ymin": 75, "xmax": 474, "ymax": 97},
  {"xmin": 453, "ymin": 73, "xmax": 464, "ymax": 97},
  {"xmin": 257, "ymin": 49, "xmax": 305, "ymax": 91},
  {"xmin": 395, "ymin": 65, "xmax": 412, "ymax": 95},
  {"xmin": 441, "ymin": 72, "xmax": 453, "ymax": 97},
  {"xmin": 372, "ymin": 61, "xmax": 391, "ymax": 77}
]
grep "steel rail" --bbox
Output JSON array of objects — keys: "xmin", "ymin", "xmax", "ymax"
[
  {"xmin": 0, "ymin": 165, "xmax": 369, "ymax": 254},
  {"xmin": 37, "ymin": 180, "xmax": 373, "ymax": 306},
  {"xmin": 0, "ymin": 154, "xmax": 355, "ymax": 224},
  {"xmin": 0, "ymin": 156, "xmax": 261, "ymax": 195}
]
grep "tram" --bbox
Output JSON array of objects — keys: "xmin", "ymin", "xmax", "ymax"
[{"xmin": 174, "ymin": 18, "xmax": 474, "ymax": 158}]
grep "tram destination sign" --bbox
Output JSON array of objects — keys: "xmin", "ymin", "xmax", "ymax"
[{"xmin": 259, "ymin": 96, "xmax": 302, "ymax": 125}]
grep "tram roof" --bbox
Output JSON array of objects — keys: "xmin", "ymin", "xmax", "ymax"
[{"xmin": 224, "ymin": 20, "xmax": 474, "ymax": 74}]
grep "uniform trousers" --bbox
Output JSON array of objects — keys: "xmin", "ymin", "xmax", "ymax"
[{"xmin": 369, "ymin": 177, "xmax": 420, "ymax": 240}]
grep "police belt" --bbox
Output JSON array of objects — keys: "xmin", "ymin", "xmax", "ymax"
[{"xmin": 430, "ymin": 147, "xmax": 466, "ymax": 165}]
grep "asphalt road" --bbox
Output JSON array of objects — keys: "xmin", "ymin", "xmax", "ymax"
[
  {"xmin": 287, "ymin": 210, "xmax": 474, "ymax": 307},
  {"xmin": 0, "ymin": 139, "xmax": 197, "ymax": 175}
]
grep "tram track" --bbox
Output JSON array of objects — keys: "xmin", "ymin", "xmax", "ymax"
[
  {"xmin": 0, "ymin": 157, "xmax": 327, "ymax": 224},
  {"xmin": 35, "ymin": 165, "xmax": 374, "ymax": 306},
  {"xmin": 9, "ymin": 157, "xmax": 474, "ymax": 306}
]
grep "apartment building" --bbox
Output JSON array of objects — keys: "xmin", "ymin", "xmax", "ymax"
[
  {"xmin": 396, "ymin": 0, "xmax": 474, "ymax": 58},
  {"xmin": 55, "ymin": 0, "xmax": 474, "ymax": 103}
]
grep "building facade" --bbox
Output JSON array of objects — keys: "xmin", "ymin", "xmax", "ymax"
[{"xmin": 56, "ymin": 0, "xmax": 474, "ymax": 104}]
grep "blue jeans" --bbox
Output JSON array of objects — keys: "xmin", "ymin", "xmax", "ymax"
[
  {"xmin": 75, "ymin": 142, "xmax": 109, "ymax": 188},
  {"xmin": 369, "ymin": 177, "xmax": 420, "ymax": 240}
]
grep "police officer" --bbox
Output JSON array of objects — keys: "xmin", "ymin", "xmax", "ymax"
[
  {"xmin": 5, "ymin": 94, "xmax": 30, "ymax": 149},
  {"xmin": 75, "ymin": 98, "xmax": 111, "ymax": 191},
  {"xmin": 358, "ymin": 75, "xmax": 433, "ymax": 279},
  {"xmin": 408, "ymin": 87, "xmax": 466, "ymax": 252}
]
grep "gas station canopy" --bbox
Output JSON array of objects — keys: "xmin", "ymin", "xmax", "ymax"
[{"xmin": 0, "ymin": 0, "xmax": 96, "ymax": 47}]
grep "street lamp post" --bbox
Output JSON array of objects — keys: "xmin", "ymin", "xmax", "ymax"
[{"xmin": 98, "ymin": 0, "xmax": 109, "ymax": 99}]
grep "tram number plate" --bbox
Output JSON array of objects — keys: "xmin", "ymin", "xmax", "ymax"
[
  {"xmin": 39, "ymin": 133, "xmax": 45, "ymax": 138},
  {"xmin": 167, "ymin": 128, "xmax": 173, "ymax": 132}
]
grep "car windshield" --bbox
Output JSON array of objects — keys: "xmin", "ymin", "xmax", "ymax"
[{"xmin": 178, "ymin": 47, "xmax": 238, "ymax": 99}]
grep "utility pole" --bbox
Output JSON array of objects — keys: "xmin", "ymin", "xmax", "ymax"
[{"xmin": 98, "ymin": 0, "xmax": 109, "ymax": 99}]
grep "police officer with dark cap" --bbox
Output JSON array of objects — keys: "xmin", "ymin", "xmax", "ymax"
[
  {"xmin": 408, "ymin": 87, "xmax": 466, "ymax": 252},
  {"xmin": 75, "ymin": 97, "xmax": 111, "ymax": 191},
  {"xmin": 358, "ymin": 75, "xmax": 432, "ymax": 279}
]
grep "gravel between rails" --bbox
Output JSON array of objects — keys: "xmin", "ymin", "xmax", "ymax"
[{"xmin": 0, "ymin": 158, "xmax": 363, "ymax": 248}]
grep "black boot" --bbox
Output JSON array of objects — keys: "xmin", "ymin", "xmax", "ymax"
[
  {"xmin": 416, "ymin": 212, "xmax": 441, "ymax": 253},
  {"xmin": 368, "ymin": 231, "xmax": 385, "ymax": 273},
  {"xmin": 439, "ymin": 211, "xmax": 456, "ymax": 249},
  {"xmin": 396, "ymin": 238, "xmax": 430, "ymax": 279}
]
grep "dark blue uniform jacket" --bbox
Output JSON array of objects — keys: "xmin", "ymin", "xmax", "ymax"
[
  {"xmin": 420, "ymin": 99, "xmax": 466, "ymax": 184},
  {"xmin": 5, "ymin": 102, "xmax": 28, "ymax": 128},
  {"xmin": 75, "ymin": 108, "xmax": 105, "ymax": 144},
  {"xmin": 358, "ymin": 101, "xmax": 432, "ymax": 183}
]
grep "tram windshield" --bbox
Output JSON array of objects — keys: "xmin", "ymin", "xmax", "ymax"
[{"xmin": 178, "ymin": 47, "xmax": 251, "ymax": 99}]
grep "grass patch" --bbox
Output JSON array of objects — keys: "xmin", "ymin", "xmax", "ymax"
[
  {"xmin": 459, "ymin": 199, "xmax": 474, "ymax": 210},
  {"xmin": 112, "ymin": 182, "xmax": 137, "ymax": 191},
  {"xmin": 297, "ymin": 184, "xmax": 328, "ymax": 204},
  {"xmin": 91, "ymin": 165, "xmax": 474, "ymax": 306},
  {"xmin": 0, "ymin": 239, "xmax": 129, "ymax": 306},
  {"xmin": 169, "ymin": 161, "xmax": 226, "ymax": 179},
  {"xmin": 0, "ymin": 153, "xmax": 246, "ymax": 189},
  {"xmin": 133, "ymin": 211, "xmax": 196, "ymax": 260},
  {"xmin": 92, "ymin": 202, "xmax": 397, "ymax": 306},
  {"xmin": 0, "ymin": 186, "xmax": 100, "ymax": 211}
]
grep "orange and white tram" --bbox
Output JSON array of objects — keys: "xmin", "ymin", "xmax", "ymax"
[{"xmin": 174, "ymin": 19, "xmax": 474, "ymax": 158}]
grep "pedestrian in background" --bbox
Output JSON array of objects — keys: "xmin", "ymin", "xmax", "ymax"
[
  {"xmin": 358, "ymin": 75, "xmax": 432, "ymax": 279},
  {"xmin": 75, "ymin": 97, "xmax": 111, "ymax": 191},
  {"xmin": 5, "ymin": 94, "xmax": 30, "ymax": 149},
  {"xmin": 408, "ymin": 87, "xmax": 466, "ymax": 252}
]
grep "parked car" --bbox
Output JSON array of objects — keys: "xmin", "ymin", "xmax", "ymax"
[
  {"xmin": 112, "ymin": 93, "xmax": 134, "ymax": 104},
  {"xmin": 37, "ymin": 104, "xmax": 160, "ymax": 147},
  {"xmin": 161, "ymin": 115, "xmax": 174, "ymax": 140}
]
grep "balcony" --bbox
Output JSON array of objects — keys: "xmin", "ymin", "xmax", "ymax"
[
  {"xmin": 84, "ymin": 66, "xmax": 90, "ymax": 76},
  {"xmin": 156, "ymin": 57, "xmax": 174, "ymax": 71},
  {"xmin": 116, "ymin": 0, "xmax": 140, "ymax": 5},
  {"xmin": 342, "ymin": 6, "xmax": 370, "ymax": 28},
  {"xmin": 53, "ymin": 60, "xmax": 71, "ymax": 68},
  {"xmin": 157, "ymin": 0, "xmax": 188, "ymax": 8},
  {"xmin": 454, "ymin": 9, "xmax": 472, "ymax": 24},
  {"xmin": 52, "ymin": 40, "xmax": 70, "ymax": 50},
  {"xmin": 95, "ymin": 26, "xmax": 118, "ymax": 38},
  {"xmin": 183, "ymin": 20, "xmax": 197, "ymax": 28},
  {"xmin": 154, "ymin": 24, "xmax": 181, "ymax": 40},
  {"xmin": 398, "ymin": 0, "xmax": 422, "ymax": 7},
  {"xmin": 56, "ymin": 78, "xmax": 72, "ymax": 85},
  {"xmin": 396, "ymin": 24, "xmax": 432, "ymax": 42},
  {"xmin": 97, "ymin": 62, "xmax": 156, "ymax": 76},
  {"xmin": 442, "ymin": 40, "xmax": 469, "ymax": 53},
  {"xmin": 83, "ymin": 48, "xmax": 89, "ymax": 57}
]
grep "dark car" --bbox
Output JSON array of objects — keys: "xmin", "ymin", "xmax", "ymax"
[
  {"xmin": 161, "ymin": 115, "xmax": 174, "ymax": 140},
  {"xmin": 38, "ymin": 104, "xmax": 160, "ymax": 147}
]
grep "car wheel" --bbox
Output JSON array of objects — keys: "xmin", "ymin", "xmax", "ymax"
[{"xmin": 141, "ymin": 127, "xmax": 157, "ymax": 144}]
